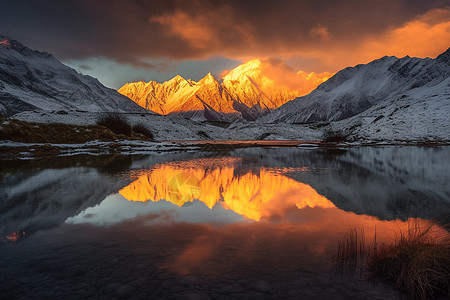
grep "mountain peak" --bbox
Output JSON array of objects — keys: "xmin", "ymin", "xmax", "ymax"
[
  {"xmin": 118, "ymin": 58, "xmax": 331, "ymax": 120},
  {"xmin": 172, "ymin": 74, "xmax": 184, "ymax": 80},
  {"xmin": 0, "ymin": 35, "xmax": 147, "ymax": 116},
  {"xmin": 0, "ymin": 34, "xmax": 54, "ymax": 59},
  {"xmin": 221, "ymin": 59, "xmax": 262, "ymax": 83},
  {"xmin": 199, "ymin": 72, "xmax": 217, "ymax": 84},
  {"xmin": 167, "ymin": 74, "xmax": 185, "ymax": 84}
]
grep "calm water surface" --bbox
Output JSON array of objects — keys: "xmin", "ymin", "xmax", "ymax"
[{"xmin": 1, "ymin": 146, "xmax": 449, "ymax": 299}]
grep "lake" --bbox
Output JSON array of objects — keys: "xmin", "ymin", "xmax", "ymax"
[{"xmin": 1, "ymin": 146, "xmax": 449, "ymax": 299}]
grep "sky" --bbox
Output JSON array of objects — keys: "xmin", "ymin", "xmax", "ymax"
[{"xmin": 1, "ymin": 0, "xmax": 449, "ymax": 89}]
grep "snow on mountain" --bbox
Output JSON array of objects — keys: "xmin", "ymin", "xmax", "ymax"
[
  {"xmin": 265, "ymin": 48, "xmax": 450, "ymax": 126},
  {"xmin": 0, "ymin": 35, "xmax": 148, "ymax": 116},
  {"xmin": 119, "ymin": 59, "xmax": 331, "ymax": 121},
  {"xmin": 331, "ymin": 78, "xmax": 450, "ymax": 141}
]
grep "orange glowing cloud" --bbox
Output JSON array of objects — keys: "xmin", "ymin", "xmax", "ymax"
[
  {"xmin": 119, "ymin": 158, "xmax": 335, "ymax": 221},
  {"xmin": 220, "ymin": 58, "xmax": 333, "ymax": 98},
  {"xmin": 257, "ymin": 59, "xmax": 333, "ymax": 96},
  {"xmin": 151, "ymin": 12, "xmax": 218, "ymax": 48},
  {"xmin": 148, "ymin": 4, "xmax": 450, "ymax": 73},
  {"xmin": 309, "ymin": 7, "xmax": 450, "ymax": 71},
  {"xmin": 310, "ymin": 24, "xmax": 331, "ymax": 42},
  {"xmin": 4, "ymin": 0, "xmax": 449, "ymax": 77},
  {"xmin": 150, "ymin": 5, "xmax": 254, "ymax": 51},
  {"xmin": 360, "ymin": 7, "xmax": 450, "ymax": 60}
]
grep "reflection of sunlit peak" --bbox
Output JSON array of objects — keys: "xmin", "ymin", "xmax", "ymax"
[{"xmin": 119, "ymin": 158, "xmax": 335, "ymax": 221}]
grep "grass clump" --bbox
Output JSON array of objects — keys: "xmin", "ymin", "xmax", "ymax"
[
  {"xmin": 97, "ymin": 114, "xmax": 132, "ymax": 136},
  {"xmin": 333, "ymin": 221, "xmax": 450, "ymax": 299},
  {"xmin": 0, "ymin": 120, "xmax": 119, "ymax": 143},
  {"xmin": 332, "ymin": 228, "xmax": 368, "ymax": 277},
  {"xmin": 132, "ymin": 124, "xmax": 154, "ymax": 140},
  {"xmin": 370, "ymin": 222, "xmax": 450, "ymax": 299}
]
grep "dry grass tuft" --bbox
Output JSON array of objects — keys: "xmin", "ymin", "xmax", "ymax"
[
  {"xmin": 333, "ymin": 220, "xmax": 450, "ymax": 299},
  {"xmin": 97, "ymin": 114, "xmax": 132, "ymax": 136},
  {"xmin": 132, "ymin": 124, "xmax": 154, "ymax": 140},
  {"xmin": 369, "ymin": 221, "xmax": 450, "ymax": 299},
  {"xmin": 0, "ymin": 120, "xmax": 118, "ymax": 143},
  {"xmin": 332, "ymin": 227, "xmax": 368, "ymax": 277},
  {"xmin": 0, "ymin": 119, "xmax": 154, "ymax": 144}
]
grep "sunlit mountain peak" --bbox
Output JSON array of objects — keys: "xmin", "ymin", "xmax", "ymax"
[
  {"xmin": 118, "ymin": 58, "xmax": 333, "ymax": 119},
  {"xmin": 221, "ymin": 59, "xmax": 262, "ymax": 80},
  {"xmin": 198, "ymin": 72, "xmax": 218, "ymax": 84},
  {"xmin": 168, "ymin": 74, "xmax": 185, "ymax": 83}
]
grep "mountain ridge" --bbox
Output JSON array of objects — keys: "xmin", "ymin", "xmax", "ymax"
[
  {"xmin": 265, "ymin": 48, "xmax": 450, "ymax": 124},
  {"xmin": 119, "ymin": 59, "xmax": 332, "ymax": 121},
  {"xmin": 0, "ymin": 34, "xmax": 149, "ymax": 116}
]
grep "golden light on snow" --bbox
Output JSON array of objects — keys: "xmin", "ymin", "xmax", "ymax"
[
  {"xmin": 118, "ymin": 58, "xmax": 333, "ymax": 115},
  {"xmin": 119, "ymin": 158, "xmax": 335, "ymax": 221}
]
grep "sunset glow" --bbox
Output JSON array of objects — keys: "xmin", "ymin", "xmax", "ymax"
[
  {"xmin": 2, "ymin": 1, "xmax": 447, "ymax": 89},
  {"xmin": 119, "ymin": 158, "xmax": 335, "ymax": 221}
]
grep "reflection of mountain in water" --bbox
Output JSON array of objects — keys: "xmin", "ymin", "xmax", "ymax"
[
  {"xmin": 119, "ymin": 157, "xmax": 334, "ymax": 221},
  {"xmin": 236, "ymin": 147, "xmax": 450, "ymax": 220},
  {"xmin": 1, "ymin": 147, "xmax": 449, "ymax": 242},
  {"xmin": 0, "ymin": 152, "xmax": 213, "ymax": 241},
  {"xmin": 0, "ymin": 168, "xmax": 128, "ymax": 240}
]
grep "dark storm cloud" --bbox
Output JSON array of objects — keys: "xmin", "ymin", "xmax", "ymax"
[{"xmin": 0, "ymin": 0, "xmax": 449, "ymax": 70}]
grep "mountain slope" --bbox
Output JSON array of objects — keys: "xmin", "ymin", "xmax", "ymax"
[
  {"xmin": 119, "ymin": 59, "xmax": 331, "ymax": 121},
  {"xmin": 0, "ymin": 35, "xmax": 148, "ymax": 116},
  {"xmin": 265, "ymin": 48, "xmax": 450, "ymax": 124}
]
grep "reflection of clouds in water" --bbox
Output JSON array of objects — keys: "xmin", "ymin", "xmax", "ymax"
[{"xmin": 66, "ymin": 193, "xmax": 244, "ymax": 225}]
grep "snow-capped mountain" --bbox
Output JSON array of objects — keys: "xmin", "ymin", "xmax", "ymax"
[
  {"xmin": 119, "ymin": 59, "xmax": 331, "ymax": 121},
  {"xmin": 0, "ymin": 35, "xmax": 148, "ymax": 116},
  {"xmin": 266, "ymin": 48, "xmax": 450, "ymax": 124}
]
